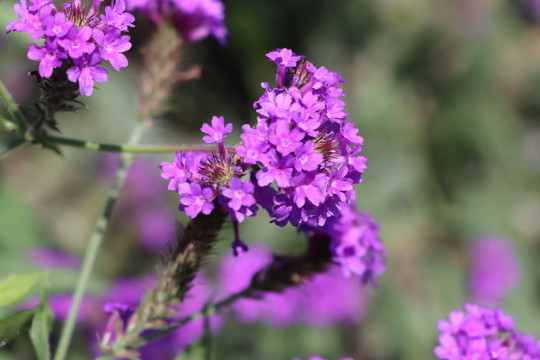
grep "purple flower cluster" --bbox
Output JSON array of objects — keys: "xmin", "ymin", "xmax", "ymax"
[
  {"xmin": 161, "ymin": 116, "xmax": 257, "ymax": 225},
  {"xmin": 235, "ymin": 48, "xmax": 367, "ymax": 227},
  {"xmin": 315, "ymin": 203, "xmax": 386, "ymax": 283},
  {"xmin": 126, "ymin": 0, "xmax": 227, "ymax": 44},
  {"xmin": 217, "ymin": 244, "xmax": 369, "ymax": 327},
  {"xmin": 435, "ymin": 303, "xmax": 540, "ymax": 360},
  {"xmin": 469, "ymin": 236, "xmax": 520, "ymax": 307},
  {"xmin": 159, "ymin": 50, "xmax": 385, "ymax": 271},
  {"xmin": 6, "ymin": 0, "xmax": 134, "ymax": 96}
]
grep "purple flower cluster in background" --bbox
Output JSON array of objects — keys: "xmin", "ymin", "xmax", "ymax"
[
  {"xmin": 6, "ymin": 0, "xmax": 134, "ymax": 95},
  {"xmin": 217, "ymin": 244, "xmax": 369, "ymax": 327},
  {"xmin": 126, "ymin": 0, "xmax": 227, "ymax": 44},
  {"xmin": 435, "ymin": 303, "xmax": 540, "ymax": 360},
  {"xmin": 238, "ymin": 48, "xmax": 367, "ymax": 227},
  {"xmin": 100, "ymin": 155, "xmax": 177, "ymax": 253},
  {"xmin": 27, "ymin": 247, "xmax": 82, "ymax": 269},
  {"xmin": 469, "ymin": 235, "xmax": 520, "ymax": 307},
  {"xmin": 100, "ymin": 273, "xmax": 225, "ymax": 359}
]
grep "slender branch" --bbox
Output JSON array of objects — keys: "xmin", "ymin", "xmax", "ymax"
[
  {"xmin": 38, "ymin": 134, "xmax": 235, "ymax": 154},
  {"xmin": 0, "ymin": 136, "xmax": 26, "ymax": 160},
  {"xmin": 53, "ymin": 123, "xmax": 145, "ymax": 360},
  {"xmin": 0, "ymin": 80, "xmax": 27, "ymax": 134}
]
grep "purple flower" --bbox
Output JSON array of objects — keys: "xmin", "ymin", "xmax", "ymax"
[
  {"xmin": 435, "ymin": 304, "xmax": 540, "ymax": 360},
  {"xmin": 93, "ymin": 28, "xmax": 132, "ymax": 71},
  {"xmin": 137, "ymin": 206, "xmax": 176, "ymax": 253},
  {"xmin": 469, "ymin": 236, "xmax": 520, "ymax": 306},
  {"xmin": 27, "ymin": 248, "xmax": 81, "ymax": 269},
  {"xmin": 315, "ymin": 203, "xmax": 386, "ymax": 283},
  {"xmin": 100, "ymin": 0, "xmax": 135, "ymax": 31},
  {"xmin": 201, "ymin": 115, "xmax": 233, "ymax": 144},
  {"xmin": 66, "ymin": 53, "xmax": 108, "ymax": 96},
  {"xmin": 42, "ymin": 12, "xmax": 72, "ymax": 37},
  {"xmin": 58, "ymin": 25, "xmax": 95, "ymax": 59},
  {"xmin": 178, "ymin": 182, "xmax": 215, "ymax": 218},
  {"xmin": 20, "ymin": 294, "xmax": 94, "ymax": 323},
  {"xmin": 27, "ymin": 39, "xmax": 66, "ymax": 77},
  {"xmin": 268, "ymin": 119, "xmax": 305, "ymax": 156},
  {"xmin": 220, "ymin": 178, "xmax": 256, "ymax": 222}
]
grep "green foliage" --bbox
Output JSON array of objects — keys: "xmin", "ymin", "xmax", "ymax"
[
  {"xmin": 0, "ymin": 309, "xmax": 35, "ymax": 347},
  {"xmin": 0, "ymin": 272, "xmax": 46, "ymax": 309},
  {"xmin": 30, "ymin": 291, "xmax": 55, "ymax": 360}
]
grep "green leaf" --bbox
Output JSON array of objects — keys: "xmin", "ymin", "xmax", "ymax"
[
  {"xmin": 0, "ymin": 309, "xmax": 35, "ymax": 347},
  {"xmin": 0, "ymin": 272, "xmax": 46, "ymax": 309},
  {"xmin": 30, "ymin": 291, "xmax": 54, "ymax": 360}
]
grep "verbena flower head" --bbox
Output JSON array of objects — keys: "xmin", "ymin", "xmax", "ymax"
[
  {"xmin": 469, "ymin": 236, "xmax": 520, "ymax": 307},
  {"xmin": 126, "ymin": 0, "xmax": 227, "ymax": 44},
  {"xmin": 6, "ymin": 0, "xmax": 134, "ymax": 96},
  {"xmin": 435, "ymin": 303, "xmax": 540, "ymax": 360},
  {"xmin": 237, "ymin": 48, "xmax": 367, "ymax": 227}
]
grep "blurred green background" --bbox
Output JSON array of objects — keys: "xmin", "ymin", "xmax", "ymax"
[{"xmin": 1, "ymin": 0, "xmax": 540, "ymax": 359}]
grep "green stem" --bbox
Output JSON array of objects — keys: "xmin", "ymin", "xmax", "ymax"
[
  {"xmin": 0, "ymin": 80, "xmax": 27, "ymax": 134},
  {"xmin": 52, "ymin": 123, "xmax": 145, "ymax": 360},
  {"xmin": 0, "ymin": 136, "xmax": 26, "ymax": 160},
  {"xmin": 39, "ymin": 134, "xmax": 232, "ymax": 154}
]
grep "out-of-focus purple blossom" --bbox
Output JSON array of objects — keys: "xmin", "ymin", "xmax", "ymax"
[
  {"xmin": 27, "ymin": 248, "xmax": 81, "ymax": 269},
  {"xmin": 217, "ymin": 244, "xmax": 369, "ymax": 328},
  {"xmin": 137, "ymin": 206, "xmax": 177, "ymax": 253},
  {"xmin": 469, "ymin": 236, "xmax": 520, "ymax": 307},
  {"xmin": 315, "ymin": 203, "xmax": 386, "ymax": 284},
  {"xmin": 98, "ymin": 155, "xmax": 176, "ymax": 254},
  {"xmin": 99, "ymin": 273, "xmax": 225, "ymax": 359},
  {"xmin": 126, "ymin": 0, "xmax": 227, "ymax": 44},
  {"xmin": 435, "ymin": 303, "xmax": 540, "ymax": 360},
  {"xmin": 237, "ymin": 48, "xmax": 367, "ymax": 227},
  {"xmin": 6, "ymin": 0, "xmax": 134, "ymax": 96},
  {"xmin": 21, "ymin": 294, "xmax": 95, "ymax": 323}
]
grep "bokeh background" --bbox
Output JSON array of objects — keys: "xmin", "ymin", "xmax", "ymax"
[{"xmin": 1, "ymin": 0, "xmax": 540, "ymax": 359}]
